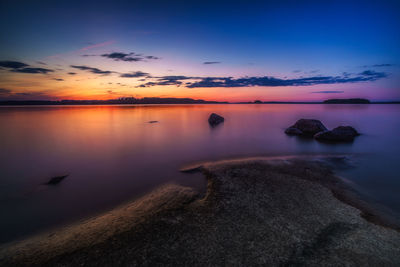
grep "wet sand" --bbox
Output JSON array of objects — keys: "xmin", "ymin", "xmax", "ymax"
[{"xmin": 1, "ymin": 156, "xmax": 400, "ymax": 266}]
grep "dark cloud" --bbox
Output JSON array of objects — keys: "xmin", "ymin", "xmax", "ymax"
[
  {"xmin": 99, "ymin": 52, "xmax": 160, "ymax": 62},
  {"xmin": 362, "ymin": 63, "xmax": 394, "ymax": 68},
  {"xmin": 136, "ymin": 82, "xmax": 156, "ymax": 88},
  {"xmin": 36, "ymin": 61, "xmax": 47, "ymax": 65},
  {"xmin": 203, "ymin": 61, "xmax": 221, "ymax": 64},
  {"xmin": 186, "ymin": 70, "xmax": 387, "ymax": 88},
  {"xmin": 0, "ymin": 88, "xmax": 12, "ymax": 95},
  {"xmin": 0, "ymin": 60, "xmax": 54, "ymax": 74},
  {"xmin": 68, "ymin": 72, "xmax": 77, "ymax": 75},
  {"xmin": 101, "ymin": 52, "xmax": 143, "ymax": 62},
  {"xmin": 292, "ymin": 70, "xmax": 302, "ymax": 73},
  {"xmin": 159, "ymin": 75, "xmax": 194, "ymax": 81},
  {"xmin": 136, "ymin": 75, "xmax": 198, "ymax": 87},
  {"xmin": 0, "ymin": 60, "xmax": 29, "ymax": 69},
  {"xmin": 145, "ymin": 56, "xmax": 160, "ymax": 60},
  {"xmin": 137, "ymin": 70, "xmax": 387, "ymax": 88},
  {"xmin": 53, "ymin": 78, "xmax": 64, "ymax": 81},
  {"xmin": 12, "ymin": 67, "xmax": 54, "ymax": 74},
  {"xmin": 120, "ymin": 71, "xmax": 149, "ymax": 78},
  {"xmin": 311, "ymin": 91, "xmax": 344, "ymax": 94},
  {"xmin": 359, "ymin": 70, "xmax": 387, "ymax": 78},
  {"xmin": 70, "ymin": 65, "xmax": 113, "ymax": 75}
]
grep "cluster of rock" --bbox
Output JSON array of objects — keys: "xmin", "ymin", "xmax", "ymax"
[
  {"xmin": 285, "ymin": 119, "xmax": 359, "ymax": 142},
  {"xmin": 206, "ymin": 115, "xmax": 359, "ymax": 142}
]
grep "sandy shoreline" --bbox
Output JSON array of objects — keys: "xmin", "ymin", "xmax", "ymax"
[{"xmin": 1, "ymin": 156, "xmax": 400, "ymax": 266}]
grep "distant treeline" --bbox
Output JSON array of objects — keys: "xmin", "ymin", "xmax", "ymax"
[
  {"xmin": 323, "ymin": 98, "xmax": 371, "ymax": 104},
  {"xmin": 1, "ymin": 97, "xmax": 398, "ymax": 105},
  {"xmin": 0, "ymin": 97, "xmax": 228, "ymax": 105}
]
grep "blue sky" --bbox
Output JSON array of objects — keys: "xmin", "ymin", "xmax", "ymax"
[{"xmin": 0, "ymin": 0, "xmax": 399, "ymax": 101}]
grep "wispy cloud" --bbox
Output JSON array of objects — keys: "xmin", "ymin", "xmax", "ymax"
[
  {"xmin": 13, "ymin": 67, "xmax": 54, "ymax": 74},
  {"xmin": 145, "ymin": 56, "xmax": 160, "ymax": 60},
  {"xmin": 70, "ymin": 65, "xmax": 113, "ymax": 75},
  {"xmin": 79, "ymin": 40, "xmax": 115, "ymax": 52},
  {"xmin": 311, "ymin": 90, "xmax": 344, "ymax": 94},
  {"xmin": 203, "ymin": 61, "xmax": 221, "ymax": 65},
  {"xmin": 97, "ymin": 51, "xmax": 160, "ymax": 62},
  {"xmin": 120, "ymin": 71, "xmax": 149, "ymax": 78},
  {"xmin": 372, "ymin": 64, "xmax": 393, "ymax": 67},
  {"xmin": 362, "ymin": 63, "xmax": 394, "ymax": 68}
]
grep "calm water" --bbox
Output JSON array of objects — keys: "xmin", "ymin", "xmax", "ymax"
[{"xmin": 1, "ymin": 104, "xmax": 400, "ymax": 244}]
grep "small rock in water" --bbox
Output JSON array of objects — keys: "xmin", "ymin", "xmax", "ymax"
[
  {"xmin": 285, "ymin": 119, "xmax": 327, "ymax": 136},
  {"xmin": 208, "ymin": 113, "xmax": 224, "ymax": 127},
  {"xmin": 45, "ymin": 175, "xmax": 68, "ymax": 185},
  {"xmin": 148, "ymin": 121, "xmax": 159, "ymax": 123},
  {"xmin": 314, "ymin": 126, "xmax": 359, "ymax": 142}
]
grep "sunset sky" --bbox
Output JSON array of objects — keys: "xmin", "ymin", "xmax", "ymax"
[{"xmin": 0, "ymin": 0, "xmax": 399, "ymax": 102}]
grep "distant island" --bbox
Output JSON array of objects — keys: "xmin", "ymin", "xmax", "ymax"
[
  {"xmin": 323, "ymin": 98, "xmax": 371, "ymax": 104},
  {"xmin": 0, "ymin": 97, "xmax": 228, "ymax": 105}
]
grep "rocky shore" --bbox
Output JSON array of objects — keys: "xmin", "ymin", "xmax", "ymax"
[{"xmin": 1, "ymin": 157, "xmax": 399, "ymax": 266}]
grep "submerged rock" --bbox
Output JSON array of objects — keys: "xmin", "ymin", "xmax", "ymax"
[
  {"xmin": 45, "ymin": 175, "xmax": 68, "ymax": 185},
  {"xmin": 208, "ymin": 113, "xmax": 224, "ymax": 127},
  {"xmin": 314, "ymin": 126, "xmax": 359, "ymax": 142},
  {"xmin": 285, "ymin": 119, "xmax": 327, "ymax": 136}
]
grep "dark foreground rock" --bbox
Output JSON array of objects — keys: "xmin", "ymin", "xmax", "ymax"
[
  {"xmin": 1, "ymin": 157, "xmax": 399, "ymax": 266},
  {"xmin": 285, "ymin": 119, "xmax": 327, "ymax": 136},
  {"xmin": 208, "ymin": 113, "xmax": 224, "ymax": 127},
  {"xmin": 315, "ymin": 126, "xmax": 359, "ymax": 142}
]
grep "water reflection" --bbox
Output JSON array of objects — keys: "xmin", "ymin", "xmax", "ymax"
[{"xmin": 0, "ymin": 104, "xmax": 399, "ymax": 243}]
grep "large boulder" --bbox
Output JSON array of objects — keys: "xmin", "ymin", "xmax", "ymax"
[
  {"xmin": 314, "ymin": 126, "xmax": 359, "ymax": 142},
  {"xmin": 285, "ymin": 119, "xmax": 327, "ymax": 136},
  {"xmin": 208, "ymin": 113, "xmax": 224, "ymax": 127}
]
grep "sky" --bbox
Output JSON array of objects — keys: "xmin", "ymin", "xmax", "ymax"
[{"xmin": 0, "ymin": 0, "xmax": 399, "ymax": 102}]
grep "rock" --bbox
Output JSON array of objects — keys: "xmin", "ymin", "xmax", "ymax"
[
  {"xmin": 314, "ymin": 126, "xmax": 359, "ymax": 142},
  {"xmin": 45, "ymin": 175, "xmax": 68, "ymax": 185},
  {"xmin": 284, "ymin": 127, "xmax": 303, "ymax": 135},
  {"xmin": 7, "ymin": 158, "xmax": 400, "ymax": 266},
  {"xmin": 208, "ymin": 113, "xmax": 224, "ymax": 127},
  {"xmin": 285, "ymin": 119, "xmax": 327, "ymax": 136},
  {"xmin": 148, "ymin": 121, "xmax": 158, "ymax": 123}
]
